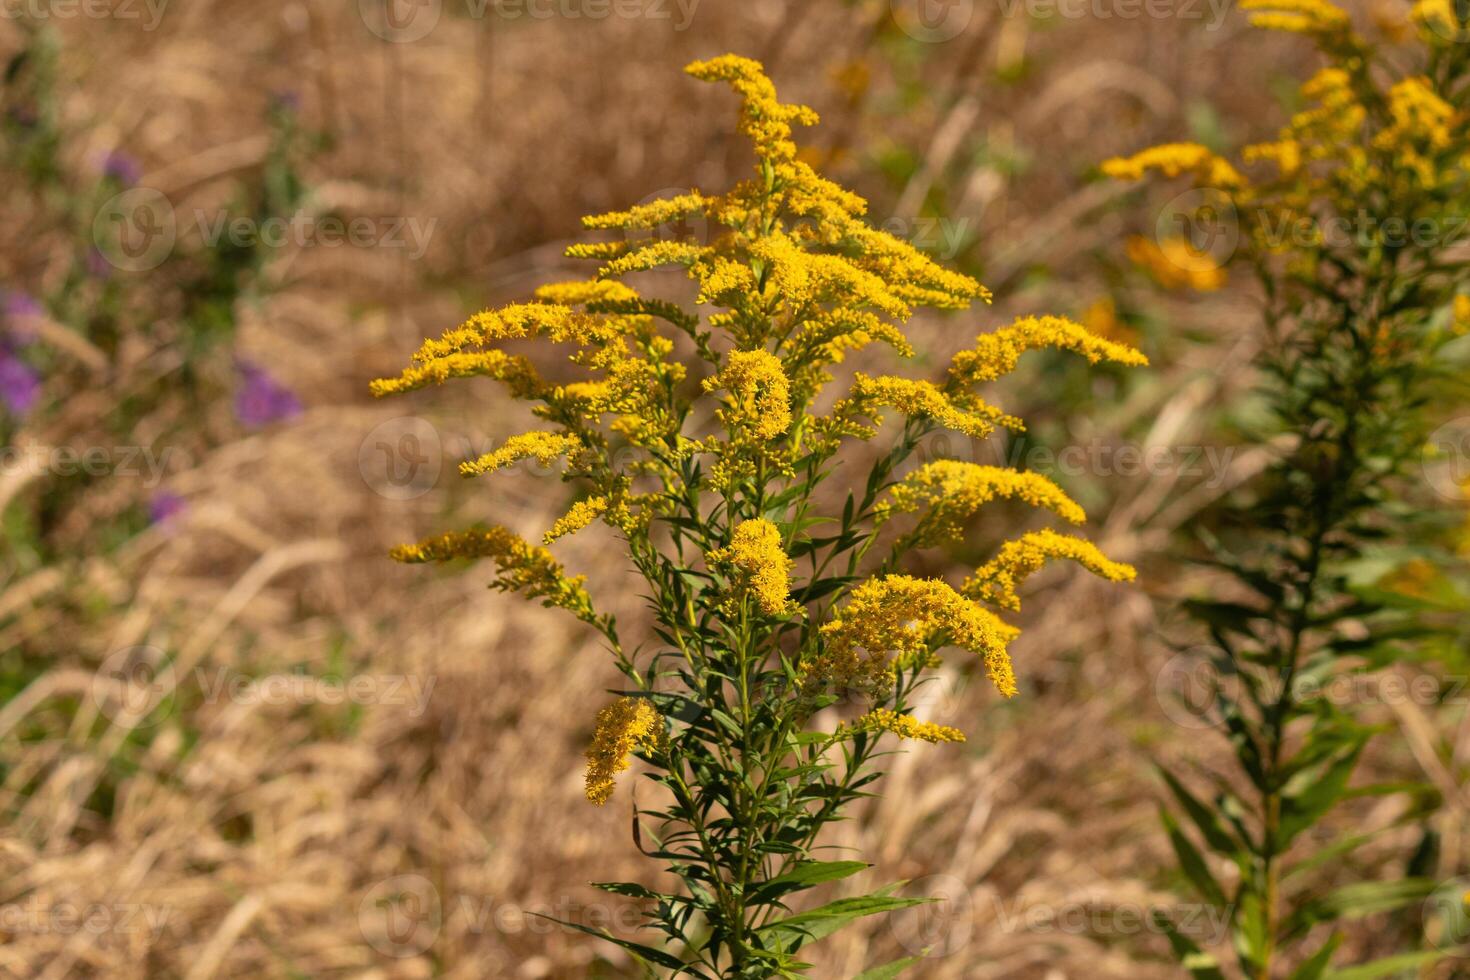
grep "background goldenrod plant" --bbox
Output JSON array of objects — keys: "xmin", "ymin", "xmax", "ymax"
[
  {"xmin": 1106, "ymin": 4, "xmax": 1470, "ymax": 976},
  {"xmin": 374, "ymin": 55, "xmax": 1144, "ymax": 978}
]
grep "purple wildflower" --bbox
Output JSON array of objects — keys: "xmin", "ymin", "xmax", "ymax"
[
  {"xmin": 0, "ymin": 350, "xmax": 40, "ymax": 417},
  {"xmin": 270, "ymin": 90, "xmax": 302, "ymax": 114},
  {"xmin": 235, "ymin": 362, "xmax": 302, "ymax": 428},
  {"xmin": 102, "ymin": 151, "xmax": 141, "ymax": 187},
  {"xmin": 148, "ymin": 490, "xmax": 187, "ymax": 526},
  {"xmin": 2, "ymin": 291, "xmax": 42, "ymax": 343},
  {"xmin": 2, "ymin": 291, "xmax": 41, "ymax": 320}
]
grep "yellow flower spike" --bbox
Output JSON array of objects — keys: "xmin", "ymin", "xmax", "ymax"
[
  {"xmin": 534, "ymin": 280, "xmax": 641, "ymax": 307},
  {"xmin": 597, "ymin": 241, "xmax": 712, "ymax": 279},
  {"xmin": 369, "ymin": 350, "xmax": 544, "ymax": 399},
  {"xmin": 1101, "ymin": 143, "xmax": 1247, "ymax": 189},
  {"xmin": 459, "ymin": 431, "xmax": 582, "ymax": 477},
  {"xmin": 877, "ymin": 461, "xmax": 1087, "ymax": 545},
  {"xmin": 1240, "ymin": 0, "xmax": 1353, "ymax": 33},
  {"xmin": 545, "ymin": 496, "xmax": 609, "ymax": 544},
  {"xmin": 685, "ymin": 55, "xmax": 819, "ymax": 165},
  {"xmin": 705, "ymin": 350, "xmax": 792, "ymax": 441},
  {"xmin": 810, "ymin": 575, "xmax": 1020, "ymax": 699},
  {"xmin": 390, "ymin": 527, "xmax": 595, "ymax": 620},
  {"xmin": 706, "ymin": 518, "xmax": 796, "ymax": 617},
  {"xmin": 585, "ymin": 697, "xmax": 664, "ymax": 806},
  {"xmin": 847, "ymin": 707, "xmax": 966, "ymax": 744},
  {"xmin": 833, "ymin": 375, "xmax": 1020, "ymax": 441},
  {"xmin": 582, "ymin": 192, "xmax": 711, "ymax": 231},
  {"xmin": 1376, "ymin": 77, "xmax": 1455, "ymax": 153},
  {"xmin": 964, "ymin": 528, "xmax": 1137, "ymax": 612},
  {"xmin": 948, "ymin": 315, "xmax": 1149, "ymax": 389}
]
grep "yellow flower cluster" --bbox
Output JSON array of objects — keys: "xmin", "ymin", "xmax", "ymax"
[
  {"xmin": 948, "ymin": 315, "xmax": 1150, "ymax": 388},
  {"xmin": 1101, "ymin": 143, "xmax": 1246, "ymax": 189},
  {"xmin": 390, "ymin": 527, "xmax": 595, "ymax": 620},
  {"xmin": 847, "ymin": 707, "xmax": 966, "ymax": 744},
  {"xmin": 705, "ymin": 518, "xmax": 795, "ymax": 616},
  {"xmin": 585, "ymin": 697, "xmax": 664, "ymax": 805},
  {"xmin": 1125, "ymin": 237, "xmax": 1227, "ymax": 292},
  {"xmin": 1108, "ymin": 17, "xmax": 1466, "ymax": 274},
  {"xmin": 461, "ymin": 431, "xmax": 582, "ymax": 477},
  {"xmin": 829, "ymin": 375, "xmax": 1018, "ymax": 442},
  {"xmin": 704, "ymin": 350, "xmax": 792, "ymax": 441},
  {"xmin": 1454, "ymin": 294, "xmax": 1470, "ymax": 335},
  {"xmin": 546, "ymin": 496, "xmax": 608, "ymax": 543},
  {"xmin": 1374, "ymin": 77, "xmax": 1456, "ymax": 186},
  {"xmin": 811, "ymin": 575, "xmax": 1021, "ymax": 698},
  {"xmin": 964, "ymin": 528, "xmax": 1136, "ymax": 612},
  {"xmin": 877, "ymin": 461, "xmax": 1086, "ymax": 545},
  {"xmin": 1240, "ymin": 0, "xmax": 1353, "ymax": 34}
]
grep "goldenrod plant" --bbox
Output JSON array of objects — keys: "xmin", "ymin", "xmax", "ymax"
[
  {"xmin": 1106, "ymin": 4, "xmax": 1470, "ymax": 976},
  {"xmin": 376, "ymin": 55, "xmax": 1144, "ymax": 978}
]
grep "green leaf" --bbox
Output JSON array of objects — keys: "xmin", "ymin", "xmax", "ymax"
[
  {"xmin": 1278, "ymin": 744, "xmax": 1364, "ymax": 849},
  {"xmin": 1288, "ymin": 933, "xmax": 1340, "ymax": 980},
  {"xmin": 751, "ymin": 861, "xmax": 870, "ymax": 904},
  {"xmin": 1159, "ymin": 767, "xmax": 1241, "ymax": 860},
  {"xmin": 759, "ymin": 895, "xmax": 930, "ymax": 951},
  {"xmin": 1150, "ymin": 910, "xmax": 1227, "ymax": 980},
  {"xmin": 529, "ymin": 913, "xmax": 689, "ymax": 971},
  {"xmin": 1285, "ymin": 878, "xmax": 1438, "ymax": 939},
  {"xmin": 1161, "ymin": 809, "xmax": 1228, "ymax": 907},
  {"xmin": 853, "ymin": 955, "xmax": 924, "ymax": 979},
  {"xmin": 1323, "ymin": 950, "xmax": 1450, "ymax": 979}
]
